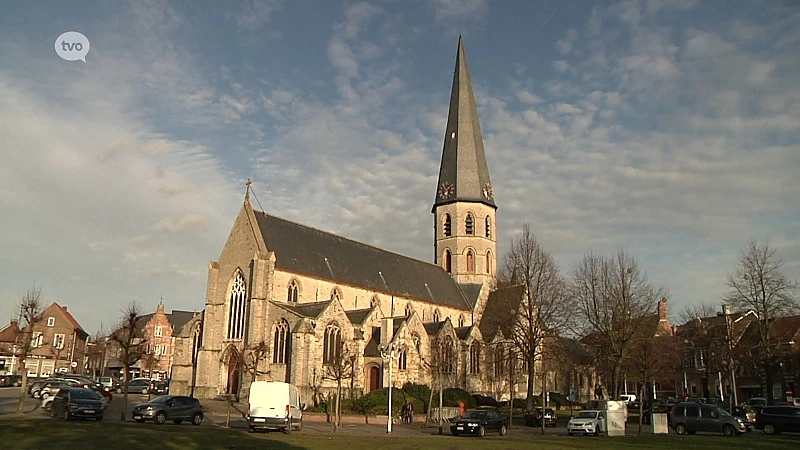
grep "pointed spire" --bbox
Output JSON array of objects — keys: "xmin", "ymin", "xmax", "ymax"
[
  {"xmin": 245, "ymin": 178, "xmax": 252, "ymax": 201},
  {"xmin": 432, "ymin": 36, "xmax": 495, "ymax": 212}
]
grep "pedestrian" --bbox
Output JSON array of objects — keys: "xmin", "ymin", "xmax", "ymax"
[
  {"xmin": 407, "ymin": 401, "xmax": 414, "ymax": 423},
  {"xmin": 458, "ymin": 400, "xmax": 465, "ymax": 418}
]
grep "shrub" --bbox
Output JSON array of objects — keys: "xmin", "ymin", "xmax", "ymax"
[
  {"xmin": 402, "ymin": 382, "xmax": 431, "ymax": 413},
  {"xmin": 353, "ymin": 388, "xmax": 417, "ymax": 416},
  {"xmin": 472, "ymin": 394, "xmax": 498, "ymax": 407},
  {"xmin": 442, "ymin": 388, "xmax": 477, "ymax": 409}
]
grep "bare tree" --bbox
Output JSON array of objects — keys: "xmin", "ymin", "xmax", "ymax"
[
  {"xmin": 723, "ymin": 239, "xmax": 799, "ymax": 405},
  {"xmin": 498, "ymin": 224, "xmax": 573, "ymax": 413},
  {"xmin": 624, "ymin": 324, "xmax": 675, "ymax": 434},
  {"xmin": 241, "ymin": 340, "xmax": 271, "ymax": 384},
  {"xmin": 15, "ymin": 285, "xmax": 44, "ymax": 413},
  {"xmin": 676, "ymin": 312, "xmax": 727, "ymax": 399},
  {"xmin": 110, "ymin": 301, "xmax": 146, "ymax": 421},
  {"xmin": 678, "ymin": 302, "xmax": 721, "ymax": 324},
  {"xmin": 322, "ymin": 340, "xmax": 357, "ymax": 431},
  {"xmin": 569, "ymin": 249, "xmax": 668, "ymax": 399}
]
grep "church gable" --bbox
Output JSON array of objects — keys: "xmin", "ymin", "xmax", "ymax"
[
  {"xmin": 478, "ymin": 285, "xmax": 525, "ymax": 341},
  {"xmin": 253, "ymin": 211, "xmax": 472, "ymax": 311}
]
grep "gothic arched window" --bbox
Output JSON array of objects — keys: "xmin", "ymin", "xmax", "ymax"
[
  {"xmin": 398, "ymin": 348, "xmax": 407, "ymax": 370},
  {"xmin": 226, "ymin": 272, "xmax": 247, "ymax": 340},
  {"xmin": 287, "ymin": 280, "xmax": 299, "ymax": 303},
  {"xmin": 405, "ymin": 303, "xmax": 412, "ymax": 317},
  {"xmin": 323, "ymin": 324, "xmax": 342, "ymax": 365},
  {"xmin": 469, "ymin": 343, "xmax": 481, "ymax": 374},
  {"xmin": 485, "ymin": 216, "xmax": 491, "ymax": 238},
  {"xmin": 330, "ymin": 287, "xmax": 341, "ymax": 302},
  {"xmin": 444, "ymin": 249, "xmax": 452, "ymax": 273},
  {"xmin": 486, "ymin": 250, "xmax": 492, "ymax": 274},
  {"xmin": 433, "ymin": 309, "xmax": 440, "ymax": 323},
  {"xmin": 370, "ymin": 296, "xmax": 380, "ymax": 309},
  {"xmin": 273, "ymin": 319, "xmax": 290, "ymax": 364},
  {"xmin": 494, "ymin": 346, "xmax": 505, "ymax": 377},
  {"xmin": 465, "ymin": 213, "xmax": 474, "ymax": 235},
  {"xmin": 466, "ymin": 249, "xmax": 475, "ymax": 273},
  {"xmin": 440, "ymin": 337, "xmax": 455, "ymax": 374},
  {"xmin": 443, "ymin": 214, "xmax": 452, "ymax": 237},
  {"xmin": 458, "ymin": 314, "xmax": 465, "ymax": 328}
]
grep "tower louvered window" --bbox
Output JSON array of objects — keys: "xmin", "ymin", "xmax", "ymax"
[
  {"xmin": 444, "ymin": 214, "xmax": 452, "ymax": 237},
  {"xmin": 466, "ymin": 250, "xmax": 475, "ymax": 272},
  {"xmin": 485, "ymin": 216, "xmax": 491, "ymax": 238},
  {"xmin": 226, "ymin": 272, "xmax": 247, "ymax": 340},
  {"xmin": 465, "ymin": 214, "xmax": 474, "ymax": 235},
  {"xmin": 444, "ymin": 249, "xmax": 452, "ymax": 273}
]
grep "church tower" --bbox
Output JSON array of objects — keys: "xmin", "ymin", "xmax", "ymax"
[{"xmin": 433, "ymin": 36, "xmax": 497, "ymax": 286}]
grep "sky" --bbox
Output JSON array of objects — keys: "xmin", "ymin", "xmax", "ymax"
[{"xmin": 0, "ymin": 0, "xmax": 798, "ymax": 335}]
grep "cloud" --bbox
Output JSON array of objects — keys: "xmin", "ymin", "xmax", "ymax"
[
  {"xmin": 231, "ymin": 0, "xmax": 281, "ymax": 31},
  {"xmin": 430, "ymin": 0, "xmax": 488, "ymax": 22}
]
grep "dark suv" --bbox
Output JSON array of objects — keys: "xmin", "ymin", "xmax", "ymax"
[
  {"xmin": 51, "ymin": 387, "xmax": 104, "ymax": 420},
  {"xmin": 0, "ymin": 374, "xmax": 22, "ymax": 387},
  {"xmin": 755, "ymin": 406, "xmax": 800, "ymax": 435},
  {"xmin": 671, "ymin": 402, "xmax": 747, "ymax": 436},
  {"xmin": 132, "ymin": 395, "xmax": 204, "ymax": 425},
  {"xmin": 525, "ymin": 407, "xmax": 557, "ymax": 427}
]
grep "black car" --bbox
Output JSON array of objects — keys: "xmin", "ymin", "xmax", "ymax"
[
  {"xmin": 755, "ymin": 406, "xmax": 800, "ymax": 435},
  {"xmin": 450, "ymin": 408, "xmax": 508, "ymax": 437},
  {"xmin": 50, "ymin": 387, "xmax": 104, "ymax": 420},
  {"xmin": 132, "ymin": 395, "xmax": 204, "ymax": 425},
  {"xmin": 525, "ymin": 407, "xmax": 557, "ymax": 427},
  {"xmin": 0, "ymin": 374, "xmax": 22, "ymax": 387}
]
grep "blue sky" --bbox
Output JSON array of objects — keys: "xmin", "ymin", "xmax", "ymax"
[{"xmin": 1, "ymin": 0, "xmax": 798, "ymax": 334}]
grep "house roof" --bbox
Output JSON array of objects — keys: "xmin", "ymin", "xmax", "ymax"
[
  {"xmin": 50, "ymin": 303, "xmax": 88, "ymax": 338},
  {"xmin": 432, "ymin": 36, "xmax": 496, "ymax": 211},
  {"xmin": 423, "ymin": 321, "xmax": 446, "ymax": 336},
  {"xmin": 364, "ymin": 327, "xmax": 381, "ymax": 357},
  {"xmin": 478, "ymin": 285, "xmax": 525, "ymax": 340},
  {"xmin": 253, "ymin": 211, "xmax": 472, "ymax": 311}
]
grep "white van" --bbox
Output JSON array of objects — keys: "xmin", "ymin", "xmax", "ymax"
[{"xmin": 246, "ymin": 381, "xmax": 304, "ymax": 432}]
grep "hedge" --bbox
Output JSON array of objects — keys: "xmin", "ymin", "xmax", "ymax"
[
  {"xmin": 353, "ymin": 388, "xmax": 418, "ymax": 416},
  {"xmin": 402, "ymin": 382, "xmax": 431, "ymax": 413},
  {"xmin": 442, "ymin": 388, "xmax": 477, "ymax": 409}
]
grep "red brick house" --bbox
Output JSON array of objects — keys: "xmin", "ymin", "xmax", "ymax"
[
  {"xmin": 26, "ymin": 303, "xmax": 89, "ymax": 377},
  {"xmin": 0, "ymin": 320, "xmax": 22, "ymax": 375}
]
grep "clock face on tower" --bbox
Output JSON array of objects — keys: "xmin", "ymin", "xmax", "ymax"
[
  {"xmin": 438, "ymin": 182, "xmax": 455, "ymax": 200},
  {"xmin": 482, "ymin": 182, "xmax": 493, "ymax": 201}
]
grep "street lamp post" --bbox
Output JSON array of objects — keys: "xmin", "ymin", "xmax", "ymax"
[{"xmin": 379, "ymin": 342, "xmax": 402, "ymax": 434}]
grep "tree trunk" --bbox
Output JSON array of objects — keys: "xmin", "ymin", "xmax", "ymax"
[
  {"xmin": 121, "ymin": 363, "xmax": 130, "ymax": 421},
  {"xmin": 540, "ymin": 359, "xmax": 546, "ymax": 435},
  {"xmin": 611, "ymin": 365, "xmax": 620, "ymax": 400},
  {"xmin": 335, "ymin": 379, "xmax": 342, "ymax": 431},
  {"xmin": 16, "ymin": 347, "xmax": 29, "ymax": 414},
  {"xmin": 425, "ymin": 382, "xmax": 435, "ymax": 427},
  {"xmin": 764, "ymin": 363, "xmax": 775, "ymax": 405},
  {"xmin": 702, "ymin": 375, "xmax": 710, "ymax": 399},
  {"xmin": 526, "ymin": 354, "xmax": 535, "ymax": 412}
]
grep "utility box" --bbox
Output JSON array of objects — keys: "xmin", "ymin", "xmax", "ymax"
[{"xmin": 652, "ymin": 413, "xmax": 669, "ymax": 434}]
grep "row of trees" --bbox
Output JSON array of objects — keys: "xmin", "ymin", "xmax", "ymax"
[{"xmin": 496, "ymin": 223, "xmax": 798, "ymax": 427}]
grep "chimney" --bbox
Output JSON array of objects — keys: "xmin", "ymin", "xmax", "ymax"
[
  {"xmin": 63, "ymin": 306, "xmax": 67, "ymax": 312},
  {"xmin": 380, "ymin": 317, "xmax": 394, "ymax": 345},
  {"xmin": 722, "ymin": 304, "xmax": 731, "ymax": 316}
]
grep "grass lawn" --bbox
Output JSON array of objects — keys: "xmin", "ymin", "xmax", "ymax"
[{"xmin": 1, "ymin": 416, "xmax": 798, "ymax": 450}]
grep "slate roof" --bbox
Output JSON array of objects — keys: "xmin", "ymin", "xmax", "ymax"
[
  {"xmin": 169, "ymin": 311, "xmax": 197, "ymax": 336},
  {"xmin": 345, "ymin": 308, "xmax": 373, "ymax": 325},
  {"xmin": 478, "ymin": 285, "xmax": 525, "ymax": 340},
  {"xmin": 424, "ymin": 322, "xmax": 446, "ymax": 336},
  {"xmin": 273, "ymin": 301, "xmax": 332, "ymax": 319},
  {"xmin": 454, "ymin": 326, "xmax": 473, "ymax": 341},
  {"xmin": 364, "ymin": 327, "xmax": 381, "ymax": 357},
  {"xmin": 432, "ymin": 36, "xmax": 495, "ymax": 211},
  {"xmin": 254, "ymin": 211, "xmax": 472, "ymax": 310},
  {"xmin": 458, "ymin": 283, "xmax": 483, "ymax": 309}
]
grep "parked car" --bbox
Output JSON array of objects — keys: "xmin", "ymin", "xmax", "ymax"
[
  {"xmin": 670, "ymin": 402, "xmax": 747, "ymax": 436},
  {"xmin": 450, "ymin": 408, "xmax": 508, "ymax": 437},
  {"xmin": 39, "ymin": 380, "xmax": 81, "ymax": 400},
  {"xmin": 50, "ymin": 387, "xmax": 104, "ymax": 421},
  {"xmin": 87, "ymin": 384, "xmax": 113, "ymax": 404},
  {"xmin": 98, "ymin": 376, "xmax": 118, "ymax": 391},
  {"xmin": 748, "ymin": 397, "xmax": 768, "ymax": 407},
  {"xmin": 755, "ymin": 406, "xmax": 800, "ymax": 435},
  {"xmin": 151, "ymin": 380, "xmax": 170, "ymax": 395},
  {"xmin": 567, "ymin": 410, "xmax": 606, "ymax": 436},
  {"xmin": 729, "ymin": 405, "xmax": 756, "ymax": 431},
  {"xmin": 131, "ymin": 395, "xmax": 204, "ymax": 425},
  {"xmin": 29, "ymin": 379, "xmax": 57, "ymax": 397},
  {"xmin": 524, "ymin": 407, "xmax": 557, "ymax": 427},
  {"xmin": 620, "ymin": 393, "xmax": 637, "ymax": 405},
  {"xmin": 641, "ymin": 402, "xmax": 673, "ymax": 425},
  {"xmin": 0, "ymin": 374, "xmax": 22, "ymax": 387},
  {"xmin": 116, "ymin": 378, "xmax": 152, "ymax": 394}
]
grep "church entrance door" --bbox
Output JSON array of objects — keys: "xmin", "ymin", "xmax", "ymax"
[{"xmin": 369, "ymin": 366, "xmax": 380, "ymax": 392}]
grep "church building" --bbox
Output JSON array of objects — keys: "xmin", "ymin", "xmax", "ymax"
[{"xmin": 170, "ymin": 37, "xmax": 529, "ymax": 402}]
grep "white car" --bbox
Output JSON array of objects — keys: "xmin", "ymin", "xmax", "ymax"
[
  {"xmin": 567, "ymin": 410, "xmax": 606, "ymax": 436},
  {"xmin": 620, "ymin": 393, "xmax": 637, "ymax": 404}
]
